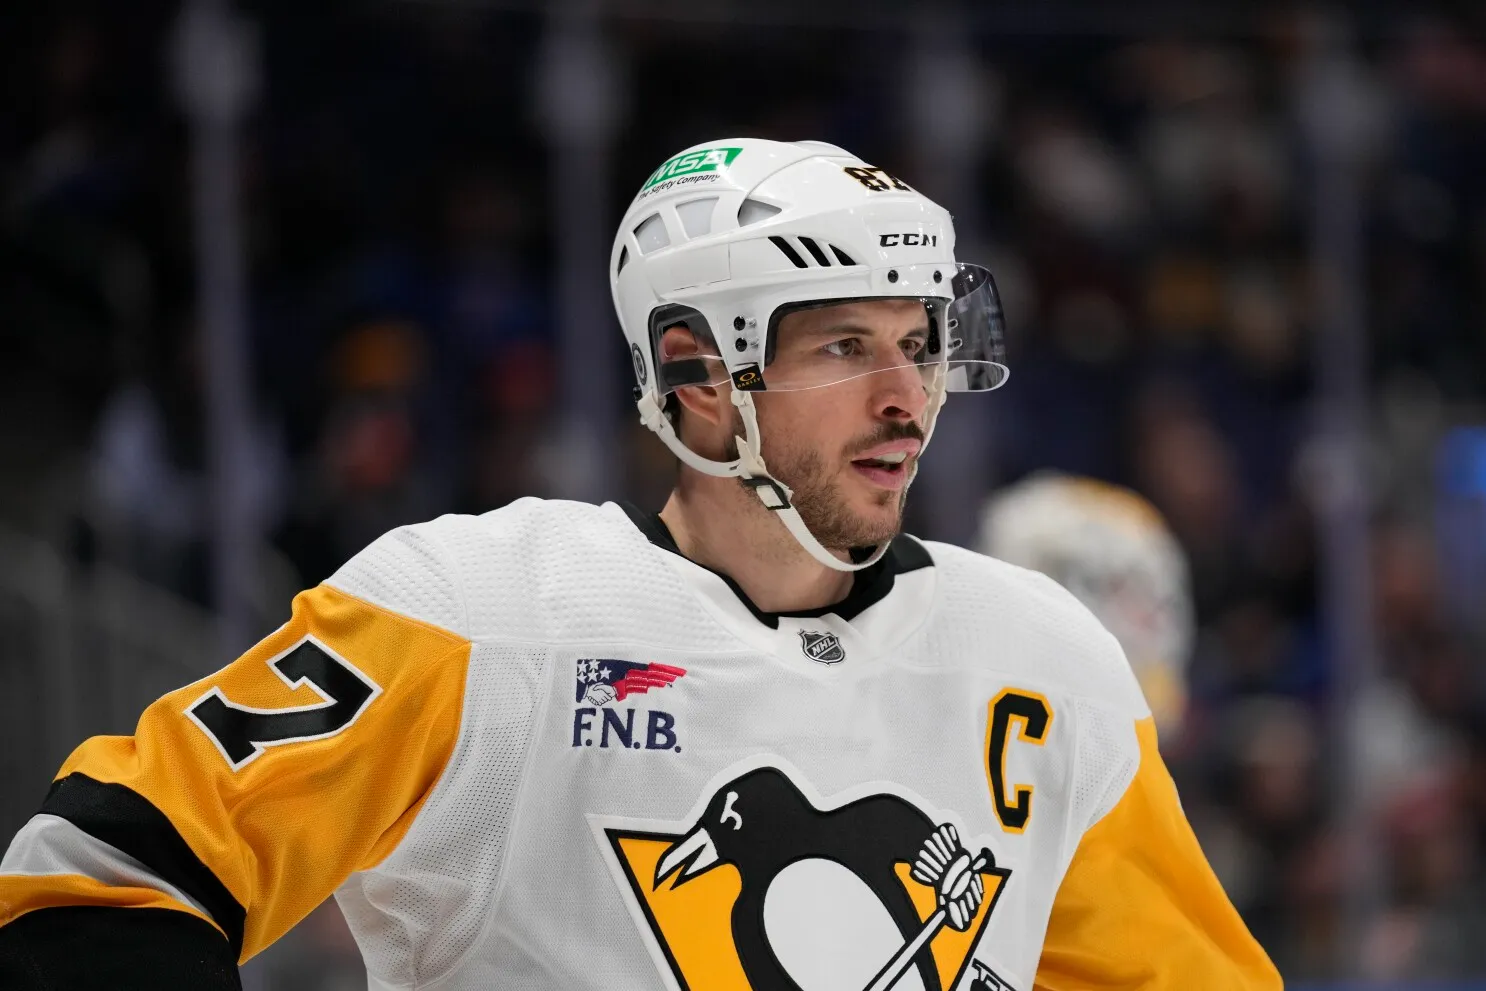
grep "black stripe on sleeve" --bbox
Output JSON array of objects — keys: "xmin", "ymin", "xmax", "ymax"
[
  {"xmin": 40, "ymin": 773, "xmax": 248, "ymax": 959},
  {"xmin": 0, "ymin": 905, "xmax": 241, "ymax": 990}
]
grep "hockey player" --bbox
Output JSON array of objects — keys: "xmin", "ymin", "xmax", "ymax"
[{"xmin": 0, "ymin": 139, "xmax": 1280, "ymax": 990}]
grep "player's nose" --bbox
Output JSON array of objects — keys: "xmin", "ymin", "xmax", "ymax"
[{"xmin": 870, "ymin": 364, "xmax": 930, "ymax": 423}]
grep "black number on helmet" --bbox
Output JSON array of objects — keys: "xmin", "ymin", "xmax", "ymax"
[{"xmin": 843, "ymin": 165, "xmax": 912, "ymax": 193}]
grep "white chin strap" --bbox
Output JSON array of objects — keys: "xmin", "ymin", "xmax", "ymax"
[{"xmin": 637, "ymin": 371, "xmax": 949, "ymax": 574}]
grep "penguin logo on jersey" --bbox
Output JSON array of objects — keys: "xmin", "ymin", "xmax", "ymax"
[{"xmin": 592, "ymin": 762, "xmax": 1015, "ymax": 991}]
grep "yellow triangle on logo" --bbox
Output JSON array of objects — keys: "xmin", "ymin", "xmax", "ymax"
[
  {"xmin": 892, "ymin": 862, "xmax": 1009, "ymax": 989},
  {"xmin": 611, "ymin": 834, "xmax": 751, "ymax": 990}
]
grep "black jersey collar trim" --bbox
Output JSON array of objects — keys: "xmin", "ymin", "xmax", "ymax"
[{"xmin": 619, "ymin": 502, "xmax": 933, "ymax": 630}]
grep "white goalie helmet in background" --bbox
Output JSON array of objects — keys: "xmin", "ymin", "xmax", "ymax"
[
  {"xmin": 976, "ymin": 473, "xmax": 1195, "ymax": 738},
  {"xmin": 611, "ymin": 137, "xmax": 1009, "ymax": 571}
]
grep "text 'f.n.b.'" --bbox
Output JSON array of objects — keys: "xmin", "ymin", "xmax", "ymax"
[{"xmin": 571, "ymin": 658, "xmax": 687, "ymax": 753}]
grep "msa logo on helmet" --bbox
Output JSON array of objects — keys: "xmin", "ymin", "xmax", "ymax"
[
  {"xmin": 879, "ymin": 232, "xmax": 940, "ymax": 247},
  {"xmin": 642, "ymin": 146, "xmax": 744, "ymax": 191}
]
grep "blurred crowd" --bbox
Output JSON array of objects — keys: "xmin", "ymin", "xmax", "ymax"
[{"xmin": 3, "ymin": 2, "xmax": 1486, "ymax": 984}]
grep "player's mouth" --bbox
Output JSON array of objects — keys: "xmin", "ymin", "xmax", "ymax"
[{"xmin": 850, "ymin": 440, "xmax": 920, "ymax": 491}]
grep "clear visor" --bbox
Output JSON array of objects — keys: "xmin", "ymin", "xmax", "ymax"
[{"xmin": 655, "ymin": 262, "xmax": 1008, "ymax": 395}]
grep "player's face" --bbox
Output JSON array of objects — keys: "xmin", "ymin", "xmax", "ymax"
[{"xmin": 748, "ymin": 298, "xmax": 932, "ymax": 551}]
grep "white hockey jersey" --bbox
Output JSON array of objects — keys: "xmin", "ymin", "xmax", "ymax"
[{"xmin": 0, "ymin": 498, "xmax": 1280, "ymax": 991}]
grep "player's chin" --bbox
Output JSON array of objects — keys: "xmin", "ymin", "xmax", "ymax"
[{"xmin": 840, "ymin": 490, "xmax": 905, "ymax": 547}]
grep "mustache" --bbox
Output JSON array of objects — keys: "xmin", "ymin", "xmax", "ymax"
[{"xmin": 847, "ymin": 420, "xmax": 926, "ymax": 457}]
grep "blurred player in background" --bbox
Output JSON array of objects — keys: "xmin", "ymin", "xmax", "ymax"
[{"xmin": 977, "ymin": 473, "xmax": 1194, "ymax": 742}]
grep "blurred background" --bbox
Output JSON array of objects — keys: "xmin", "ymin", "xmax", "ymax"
[{"xmin": 2, "ymin": 0, "xmax": 1485, "ymax": 987}]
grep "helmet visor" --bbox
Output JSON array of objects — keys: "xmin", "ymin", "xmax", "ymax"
[{"xmin": 655, "ymin": 263, "xmax": 1008, "ymax": 396}]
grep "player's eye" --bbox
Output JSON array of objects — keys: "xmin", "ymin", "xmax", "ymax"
[
  {"xmin": 900, "ymin": 335, "xmax": 928, "ymax": 360},
  {"xmin": 821, "ymin": 338, "xmax": 863, "ymax": 358}
]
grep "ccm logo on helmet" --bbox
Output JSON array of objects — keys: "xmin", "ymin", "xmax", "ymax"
[{"xmin": 879, "ymin": 233, "xmax": 939, "ymax": 247}]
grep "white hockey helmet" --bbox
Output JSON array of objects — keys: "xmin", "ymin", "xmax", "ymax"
[
  {"xmin": 611, "ymin": 137, "xmax": 1009, "ymax": 571},
  {"xmin": 976, "ymin": 473, "xmax": 1194, "ymax": 736}
]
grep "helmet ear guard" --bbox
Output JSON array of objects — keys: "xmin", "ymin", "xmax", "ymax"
[{"xmin": 649, "ymin": 304, "xmax": 718, "ymax": 397}]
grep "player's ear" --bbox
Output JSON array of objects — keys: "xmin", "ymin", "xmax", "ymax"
[{"xmin": 660, "ymin": 323, "xmax": 728, "ymax": 436}]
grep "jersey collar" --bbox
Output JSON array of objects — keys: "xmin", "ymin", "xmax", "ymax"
[{"xmin": 621, "ymin": 505, "xmax": 933, "ymax": 635}]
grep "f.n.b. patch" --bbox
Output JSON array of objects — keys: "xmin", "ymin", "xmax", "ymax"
[{"xmin": 571, "ymin": 658, "xmax": 687, "ymax": 753}]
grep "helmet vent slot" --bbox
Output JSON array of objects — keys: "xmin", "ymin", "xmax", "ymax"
[
  {"xmin": 616, "ymin": 245, "xmax": 630, "ymax": 274},
  {"xmin": 768, "ymin": 235, "xmax": 808, "ymax": 269},
  {"xmin": 737, "ymin": 198, "xmax": 782, "ymax": 227},
  {"xmin": 634, "ymin": 213, "xmax": 670, "ymax": 254},
  {"xmin": 676, "ymin": 197, "xmax": 718, "ymax": 239},
  {"xmin": 797, "ymin": 236, "xmax": 832, "ymax": 267},
  {"xmin": 830, "ymin": 245, "xmax": 858, "ymax": 266}
]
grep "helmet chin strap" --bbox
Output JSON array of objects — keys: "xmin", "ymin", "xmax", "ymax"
[
  {"xmin": 728, "ymin": 391, "xmax": 885, "ymax": 573},
  {"xmin": 637, "ymin": 369, "xmax": 952, "ymax": 574}
]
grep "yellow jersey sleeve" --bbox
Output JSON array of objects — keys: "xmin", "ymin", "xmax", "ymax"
[
  {"xmin": 0, "ymin": 580, "xmax": 471, "ymax": 967},
  {"xmin": 1034, "ymin": 718, "xmax": 1283, "ymax": 990}
]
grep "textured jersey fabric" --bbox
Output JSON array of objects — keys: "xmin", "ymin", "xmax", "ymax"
[{"xmin": 0, "ymin": 498, "xmax": 1279, "ymax": 991}]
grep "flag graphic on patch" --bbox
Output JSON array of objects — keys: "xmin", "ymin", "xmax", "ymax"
[{"xmin": 575, "ymin": 659, "xmax": 687, "ymax": 707}]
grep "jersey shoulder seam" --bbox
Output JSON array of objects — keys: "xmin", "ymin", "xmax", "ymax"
[
  {"xmin": 420, "ymin": 516, "xmax": 473, "ymax": 639},
  {"xmin": 319, "ymin": 582, "xmax": 469, "ymax": 648},
  {"xmin": 1079, "ymin": 704, "xmax": 1145, "ymax": 836},
  {"xmin": 411, "ymin": 644, "xmax": 560, "ymax": 988}
]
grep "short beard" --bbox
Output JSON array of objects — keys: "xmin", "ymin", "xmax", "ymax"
[{"xmin": 728, "ymin": 415, "xmax": 919, "ymax": 553}]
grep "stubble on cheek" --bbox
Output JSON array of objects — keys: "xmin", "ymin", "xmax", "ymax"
[
  {"xmin": 728, "ymin": 399, "xmax": 910, "ymax": 552},
  {"xmin": 755, "ymin": 438, "xmax": 906, "ymax": 551}
]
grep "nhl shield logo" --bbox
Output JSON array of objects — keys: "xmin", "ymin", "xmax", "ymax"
[{"xmin": 798, "ymin": 629, "xmax": 845, "ymax": 665}]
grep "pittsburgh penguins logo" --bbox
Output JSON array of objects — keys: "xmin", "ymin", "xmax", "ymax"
[{"xmin": 594, "ymin": 763, "xmax": 1013, "ymax": 991}]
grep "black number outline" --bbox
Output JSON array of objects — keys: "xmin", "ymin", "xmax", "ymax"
[{"xmin": 185, "ymin": 635, "xmax": 383, "ymax": 771}]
